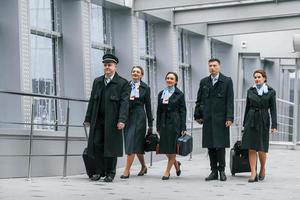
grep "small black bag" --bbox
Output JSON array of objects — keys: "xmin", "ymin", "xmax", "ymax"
[
  {"xmin": 177, "ymin": 134, "xmax": 193, "ymax": 156},
  {"xmin": 144, "ymin": 129, "xmax": 159, "ymax": 152}
]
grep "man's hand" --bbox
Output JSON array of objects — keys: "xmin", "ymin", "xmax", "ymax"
[
  {"xmin": 225, "ymin": 120, "xmax": 232, "ymax": 127},
  {"xmin": 83, "ymin": 122, "xmax": 90, "ymax": 127},
  {"xmin": 117, "ymin": 122, "xmax": 125, "ymax": 130},
  {"xmin": 195, "ymin": 119, "xmax": 203, "ymax": 124}
]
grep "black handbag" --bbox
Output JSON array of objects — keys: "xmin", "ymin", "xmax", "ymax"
[
  {"xmin": 230, "ymin": 140, "xmax": 250, "ymax": 175},
  {"xmin": 144, "ymin": 129, "xmax": 159, "ymax": 152},
  {"xmin": 177, "ymin": 134, "xmax": 193, "ymax": 156},
  {"xmin": 233, "ymin": 140, "xmax": 248, "ymax": 158}
]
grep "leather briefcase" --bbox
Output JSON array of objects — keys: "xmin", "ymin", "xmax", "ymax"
[{"xmin": 177, "ymin": 134, "xmax": 193, "ymax": 156}]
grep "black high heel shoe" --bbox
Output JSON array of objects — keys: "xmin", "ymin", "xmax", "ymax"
[
  {"xmin": 248, "ymin": 175, "xmax": 258, "ymax": 183},
  {"xmin": 120, "ymin": 172, "xmax": 130, "ymax": 179},
  {"xmin": 258, "ymin": 175, "xmax": 265, "ymax": 181},
  {"xmin": 258, "ymin": 170, "xmax": 265, "ymax": 181},
  {"xmin": 176, "ymin": 161, "xmax": 181, "ymax": 176},
  {"xmin": 138, "ymin": 167, "xmax": 147, "ymax": 176},
  {"xmin": 162, "ymin": 174, "xmax": 170, "ymax": 180}
]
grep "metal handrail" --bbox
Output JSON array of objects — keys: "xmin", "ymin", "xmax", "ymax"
[
  {"xmin": 0, "ymin": 89, "xmax": 88, "ymax": 102},
  {"xmin": 0, "ymin": 89, "xmax": 89, "ymax": 179},
  {"xmin": 0, "ymin": 121, "xmax": 85, "ymax": 128}
]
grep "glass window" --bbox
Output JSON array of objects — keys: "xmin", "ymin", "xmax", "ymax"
[
  {"xmin": 90, "ymin": 4, "xmax": 112, "ymax": 82},
  {"xmin": 138, "ymin": 19, "xmax": 146, "ymax": 55},
  {"xmin": 30, "ymin": 0, "xmax": 53, "ymax": 30},
  {"xmin": 31, "ymin": 35, "xmax": 54, "ymax": 82},
  {"xmin": 91, "ymin": 4, "xmax": 104, "ymax": 44},
  {"xmin": 31, "ymin": 34, "xmax": 56, "ymax": 129},
  {"xmin": 91, "ymin": 48, "xmax": 105, "ymax": 80},
  {"xmin": 30, "ymin": 0, "xmax": 57, "ymax": 129}
]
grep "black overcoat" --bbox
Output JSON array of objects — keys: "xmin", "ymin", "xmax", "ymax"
[
  {"xmin": 156, "ymin": 87, "xmax": 187, "ymax": 154},
  {"xmin": 124, "ymin": 81, "xmax": 153, "ymax": 154},
  {"xmin": 84, "ymin": 73, "xmax": 129, "ymax": 157},
  {"xmin": 242, "ymin": 86, "xmax": 277, "ymax": 152},
  {"xmin": 194, "ymin": 73, "xmax": 234, "ymax": 148}
]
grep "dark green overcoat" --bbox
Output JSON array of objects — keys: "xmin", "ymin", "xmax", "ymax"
[
  {"xmin": 242, "ymin": 86, "xmax": 277, "ymax": 152},
  {"xmin": 124, "ymin": 81, "xmax": 153, "ymax": 154},
  {"xmin": 194, "ymin": 73, "xmax": 234, "ymax": 148},
  {"xmin": 156, "ymin": 87, "xmax": 187, "ymax": 154},
  {"xmin": 84, "ymin": 73, "xmax": 129, "ymax": 158}
]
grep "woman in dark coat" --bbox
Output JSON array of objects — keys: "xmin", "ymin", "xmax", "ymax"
[
  {"xmin": 157, "ymin": 72, "xmax": 187, "ymax": 180},
  {"xmin": 242, "ymin": 69, "xmax": 277, "ymax": 182},
  {"xmin": 120, "ymin": 66, "xmax": 153, "ymax": 179}
]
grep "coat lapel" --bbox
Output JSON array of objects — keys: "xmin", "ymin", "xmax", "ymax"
[
  {"xmin": 138, "ymin": 81, "xmax": 147, "ymax": 98},
  {"xmin": 168, "ymin": 87, "xmax": 181, "ymax": 104}
]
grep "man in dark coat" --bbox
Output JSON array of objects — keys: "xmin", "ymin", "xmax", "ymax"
[
  {"xmin": 84, "ymin": 54, "xmax": 129, "ymax": 182},
  {"xmin": 194, "ymin": 58, "xmax": 234, "ymax": 181}
]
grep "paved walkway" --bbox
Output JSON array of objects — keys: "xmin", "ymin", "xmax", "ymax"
[{"xmin": 0, "ymin": 147, "xmax": 299, "ymax": 200}]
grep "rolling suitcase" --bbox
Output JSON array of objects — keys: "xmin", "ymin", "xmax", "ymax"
[
  {"xmin": 82, "ymin": 125, "xmax": 97, "ymax": 178},
  {"xmin": 230, "ymin": 140, "xmax": 251, "ymax": 176},
  {"xmin": 177, "ymin": 134, "xmax": 193, "ymax": 156}
]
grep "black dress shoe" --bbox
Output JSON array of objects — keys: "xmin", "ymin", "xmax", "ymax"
[
  {"xmin": 120, "ymin": 173, "xmax": 130, "ymax": 179},
  {"xmin": 104, "ymin": 176, "xmax": 114, "ymax": 182},
  {"xmin": 162, "ymin": 175, "xmax": 170, "ymax": 180},
  {"xmin": 205, "ymin": 171, "xmax": 218, "ymax": 181},
  {"xmin": 90, "ymin": 174, "xmax": 101, "ymax": 181},
  {"xmin": 248, "ymin": 175, "xmax": 258, "ymax": 183},
  {"xmin": 219, "ymin": 171, "xmax": 227, "ymax": 181},
  {"xmin": 138, "ymin": 167, "xmax": 147, "ymax": 176},
  {"xmin": 176, "ymin": 161, "xmax": 181, "ymax": 176}
]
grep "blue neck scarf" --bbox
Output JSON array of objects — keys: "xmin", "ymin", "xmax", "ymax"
[
  {"xmin": 130, "ymin": 80, "xmax": 140, "ymax": 98},
  {"xmin": 161, "ymin": 86, "xmax": 175, "ymax": 101}
]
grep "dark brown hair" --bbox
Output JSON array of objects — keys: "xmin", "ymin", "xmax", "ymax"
[
  {"xmin": 208, "ymin": 58, "xmax": 221, "ymax": 64},
  {"xmin": 253, "ymin": 69, "xmax": 267, "ymax": 82},
  {"xmin": 165, "ymin": 72, "xmax": 178, "ymax": 86},
  {"xmin": 131, "ymin": 66, "xmax": 144, "ymax": 75}
]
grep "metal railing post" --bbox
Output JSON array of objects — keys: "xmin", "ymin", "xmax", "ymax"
[
  {"xmin": 26, "ymin": 103, "xmax": 34, "ymax": 181},
  {"xmin": 150, "ymin": 151, "xmax": 153, "ymax": 167},
  {"xmin": 62, "ymin": 100, "xmax": 70, "ymax": 178},
  {"xmin": 292, "ymin": 59, "xmax": 299, "ymax": 149},
  {"xmin": 189, "ymin": 107, "xmax": 193, "ymax": 161}
]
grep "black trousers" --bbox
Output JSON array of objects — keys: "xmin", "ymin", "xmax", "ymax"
[
  {"xmin": 208, "ymin": 148, "xmax": 225, "ymax": 172},
  {"xmin": 94, "ymin": 122, "xmax": 117, "ymax": 178}
]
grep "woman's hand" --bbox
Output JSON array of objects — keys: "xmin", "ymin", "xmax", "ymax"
[
  {"xmin": 195, "ymin": 118, "xmax": 203, "ymax": 124},
  {"xmin": 181, "ymin": 130, "xmax": 187, "ymax": 136},
  {"xmin": 271, "ymin": 128, "xmax": 277, "ymax": 134}
]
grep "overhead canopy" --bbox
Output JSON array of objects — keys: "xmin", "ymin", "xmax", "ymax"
[
  {"xmin": 134, "ymin": 0, "xmax": 300, "ymax": 37},
  {"xmin": 173, "ymin": 0, "xmax": 300, "ymax": 25},
  {"xmin": 133, "ymin": 0, "xmax": 297, "ymax": 11}
]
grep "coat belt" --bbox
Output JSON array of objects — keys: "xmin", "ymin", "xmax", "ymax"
[{"xmin": 249, "ymin": 108, "xmax": 266, "ymax": 129}]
